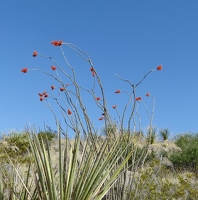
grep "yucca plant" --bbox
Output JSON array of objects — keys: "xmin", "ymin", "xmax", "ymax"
[
  {"xmin": 2, "ymin": 126, "xmax": 133, "ymax": 200},
  {"xmin": 159, "ymin": 128, "xmax": 170, "ymax": 141}
]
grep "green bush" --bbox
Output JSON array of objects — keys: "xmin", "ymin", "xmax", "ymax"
[
  {"xmin": 127, "ymin": 166, "xmax": 198, "ymax": 200},
  {"xmin": 0, "ymin": 132, "xmax": 30, "ymax": 163},
  {"xmin": 0, "ymin": 128, "xmax": 57, "ymax": 164},
  {"xmin": 37, "ymin": 127, "xmax": 57, "ymax": 145},
  {"xmin": 170, "ymin": 133, "xmax": 198, "ymax": 172}
]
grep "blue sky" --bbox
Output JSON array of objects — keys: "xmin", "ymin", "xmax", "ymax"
[{"xmin": 0, "ymin": 0, "xmax": 198, "ymax": 137}]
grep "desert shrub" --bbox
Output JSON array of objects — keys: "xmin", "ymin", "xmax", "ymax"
[
  {"xmin": 170, "ymin": 133, "xmax": 198, "ymax": 172},
  {"xmin": 127, "ymin": 162, "xmax": 198, "ymax": 200},
  {"xmin": 0, "ymin": 132, "xmax": 30, "ymax": 163},
  {"xmin": 0, "ymin": 128, "xmax": 57, "ymax": 164},
  {"xmin": 37, "ymin": 126, "xmax": 57, "ymax": 147}
]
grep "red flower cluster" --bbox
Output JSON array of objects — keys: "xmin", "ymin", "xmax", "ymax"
[
  {"xmin": 146, "ymin": 92, "xmax": 150, "ymax": 97},
  {"xmin": 21, "ymin": 68, "xmax": 28, "ymax": 73},
  {"xmin": 135, "ymin": 97, "xmax": 142, "ymax": 101},
  {"xmin": 112, "ymin": 105, "xmax": 117, "ymax": 109},
  {"xmin": 90, "ymin": 67, "xmax": 96, "ymax": 76},
  {"xmin": 157, "ymin": 65, "xmax": 162, "ymax": 70},
  {"xmin": 95, "ymin": 97, "xmax": 100, "ymax": 101},
  {"xmin": 51, "ymin": 66, "xmax": 56, "ymax": 71},
  {"xmin": 68, "ymin": 109, "xmax": 72, "ymax": 115},
  {"xmin": 115, "ymin": 90, "xmax": 121, "ymax": 94},
  {"xmin": 38, "ymin": 91, "xmax": 48, "ymax": 101},
  {"xmin": 99, "ymin": 117, "xmax": 104, "ymax": 121},
  {"xmin": 51, "ymin": 40, "xmax": 62, "ymax": 46},
  {"xmin": 60, "ymin": 87, "xmax": 65, "ymax": 91},
  {"xmin": 33, "ymin": 51, "xmax": 38, "ymax": 57},
  {"xmin": 51, "ymin": 85, "xmax": 55, "ymax": 90}
]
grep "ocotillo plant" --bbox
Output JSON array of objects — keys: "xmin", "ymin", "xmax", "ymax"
[
  {"xmin": 16, "ymin": 40, "xmax": 163, "ymax": 200},
  {"xmin": 21, "ymin": 40, "xmax": 162, "ymax": 138}
]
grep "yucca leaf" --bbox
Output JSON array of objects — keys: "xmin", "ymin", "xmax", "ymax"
[
  {"xmin": 0, "ymin": 172, "xmax": 4, "ymax": 200},
  {"xmin": 65, "ymin": 133, "xmax": 80, "ymax": 199}
]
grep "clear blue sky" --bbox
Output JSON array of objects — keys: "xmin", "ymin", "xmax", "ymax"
[{"xmin": 0, "ymin": 0, "xmax": 198, "ymax": 137}]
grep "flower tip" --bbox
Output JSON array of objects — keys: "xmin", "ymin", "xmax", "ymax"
[
  {"xmin": 51, "ymin": 85, "xmax": 55, "ymax": 90},
  {"xmin": 95, "ymin": 97, "xmax": 101, "ymax": 101},
  {"xmin": 60, "ymin": 87, "xmax": 65, "ymax": 91},
  {"xmin": 68, "ymin": 109, "xmax": 72, "ymax": 115},
  {"xmin": 112, "ymin": 105, "xmax": 117, "ymax": 109},
  {"xmin": 99, "ymin": 117, "xmax": 104, "ymax": 121},
  {"xmin": 135, "ymin": 97, "xmax": 142, "ymax": 101},
  {"xmin": 58, "ymin": 40, "xmax": 63, "ymax": 46},
  {"xmin": 146, "ymin": 92, "xmax": 150, "ymax": 97},
  {"xmin": 33, "ymin": 51, "xmax": 38, "ymax": 57},
  {"xmin": 157, "ymin": 65, "xmax": 162, "ymax": 70},
  {"xmin": 115, "ymin": 90, "xmax": 121, "ymax": 94},
  {"xmin": 38, "ymin": 93, "xmax": 43, "ymax": 97},
  {"xmin": 21, "ymin": 68, "xmax": 28, "ymax": 73},
  {"xmin": 90, "ymin": 67, "xmax": 96, "ymax": 76},
  {"xmin": 51, "ymin": 66, "xmax": 56, "ymax": 71},
  {"xmin": 51, "ymin": 40, "xmax": 62, "ymax": 46},
  {"xmin": 51, "ymin": 40, "xmax": 58, "ymax": 46}
]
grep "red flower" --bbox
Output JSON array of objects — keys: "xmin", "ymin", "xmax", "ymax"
[
  {"xmin": 33, "ymin": 51, "xmax": 38, "ymax": 57},
  {"xmin": 90, "ymin": 67, "xmax": 96, "ymax": 76},
  {"xmin": 99, "ymin": 117, "xmax": 104, "ymax": 120},
  {"xmin": 60, "ymin": 87, "xmax": 65, "ymax": 91},
  {"xmin": 51, "ymin": 41, "xmax": 59, "ymax": 46},
  {"xmin": 40, "ymin": 97, "xmax": 44, "ymax": 101},
  {"xmin": 51, "ymin": 66, "xmax": 56, "ymax": 71},
  {"xmin": 146, "ymin": 92, "xmax": 150, "ymax": 97},
  {"xmin": 43, "ymin": 91, "xmax": 47, "ymax": 95},
  {"xmin": 51, "ymin": 85, "xmax": 55, "ymax": 90},
  {"xmin": 21, "ymin": 68, "xmax": 28, "ymax": 73},
  {"xmin": 68, "ymin": 109, "xmax": 72, "ymax": 115},
  {"xmin": 115, "ymin": 90, "xmax": 121, "ymax": 94},
  {"xmin": 38, "ymin": 93, "xmax": 43, "ymax": 97},
  {"xmin": 51, "ymin": 40, "xmax": 62, "ymax": 46},
  {"xmin": 135, "ymin": 97, "xmax": 142, "ymax": 101},
  {"xmin": 58, "ymin": 40, "xmax": 63, "ymax": 46},
  {"xmin": 95, "ymin": 97, "xmax": 100, "ymax": 101},
  {"xmin": 44, "ymin": 94, "xmax": 48, "ymax": 98},
  {"xmin": 112, "ymin": 105, "xmax": 117, "ymax": 109},
  {"xmin": 157, "ymin": 65, "xmax": 162, "ymax": 70}
]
